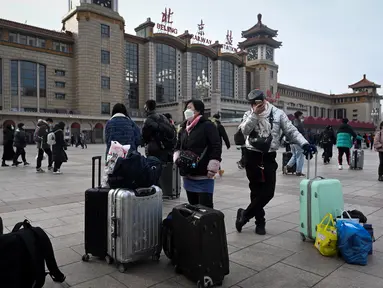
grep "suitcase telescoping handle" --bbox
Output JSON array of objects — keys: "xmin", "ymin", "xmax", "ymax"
[
  {"xmin": 134, "ymin": 187, "xmax": 157, "ymax": 197},
  {"xmin": 91, "ymin": 156, "xmax": 102, "ymax": 188},
  {"xmin": 306, "ymin": 151, "xmax": 320, "ymax": 180}
]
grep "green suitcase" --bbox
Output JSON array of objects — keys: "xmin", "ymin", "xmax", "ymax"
[{"xmin": 299, "ymin": 154, "xmax": 344, "ymax": 241}]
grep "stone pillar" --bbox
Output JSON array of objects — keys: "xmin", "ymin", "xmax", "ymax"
[
  {"xmin": 176, "ymin": 50, "xmax": 182, "ymax": 102},
  {"xmin": 213, "ymin": 60, "xmax": 221, "ymax": 91},
  {"xmin": 238, "ymin": 66, "xmax": 246, "ymax": 99},
  {"xmin": 208, "ymin": 58, "xmax": 213, "ymax": 98},
  {"xmin": 182, "ymin": 52, "xmax": 192, "ymax": 100},
  {"xmin": 138, "ymin": 43, "xmax": 146, "ymax": 109},
  {"xmin": 234, "ymin": 66, "xmax": 239, "ymax": 99},
  {"xmin": 2, "ymin": 58, "xmax": 10, "ymax": 110},
  {"xmin": 210, "ymin": 89, "xmax": 221, "ymax": 115},
  {"xmin": 145, "ymin": 42, "xmax": 156, "ymax": 100}
]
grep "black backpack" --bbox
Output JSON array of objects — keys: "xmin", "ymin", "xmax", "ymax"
[
  {"xmin": 0, "ymin": 219, "xmax": 66, "ymax": 288},
  {"xmin": 154, "ymin": 114, "xmax": 177, "ymax": 150},
  {"xmin": 234, "ymin": 129, "xmax": 245, "ymax": 146},
  {"xmin": 108, "ymin": 151, "xmax": 162, "ymax": 190}
]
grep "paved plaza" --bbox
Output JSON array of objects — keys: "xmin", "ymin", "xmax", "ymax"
[{"xmin": 1, "ymin": 144, "xmax": 383, "ymax": 287}]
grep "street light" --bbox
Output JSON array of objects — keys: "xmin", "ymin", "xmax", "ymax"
[
  {"xmin": 371, "ymin": 108, "xmax": 380, "ymax": 126},
  {"xmin": 195, "ymin": 70, "xmax": 210, "ymax": 101}
]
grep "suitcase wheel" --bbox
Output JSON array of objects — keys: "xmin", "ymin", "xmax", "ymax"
[
  {"xmin": 105, "ymin": 255, "xmax": 113, "ymax": 265},
  {"xmin": 118, "ymin": 263, "xmax": 127, "ymax": 273},
  {"xmin": 300, "ymin": 233, "xmax": 306, "ymax": 242},
  {"xmin": 82, "ymin": 254, "xmax": 90, "ymax": 262},
  {"xmin": 197, "ymin": 276, "xmax": 213, "ymax": 288},
  {"xmin": 152, "ymin": 253, "xmax": 160, "ymax": 262}
]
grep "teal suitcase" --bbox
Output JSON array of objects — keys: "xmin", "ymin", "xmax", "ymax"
[{"xmin": 299, "ymin": 154, "xmax": 344, "ymax": 241}]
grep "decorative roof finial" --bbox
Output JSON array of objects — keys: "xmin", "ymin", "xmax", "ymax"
[{"xmin": 257, "ymin": 13, "xmax": 262, "ymax": 25}]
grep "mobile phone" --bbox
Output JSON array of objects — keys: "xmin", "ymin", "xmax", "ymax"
[{"xmin": 254, "ymin": 100, "xmax": 263, "ymax": 105}]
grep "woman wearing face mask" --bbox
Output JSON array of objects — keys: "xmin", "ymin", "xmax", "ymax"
[
  {"xmin": 173, "ymin": 100, "xmax": 222, "ymax": 208},
  {"xmin": 235, "ymin": 89, "xmax": 316, "ymax": 235},
  {"xmin": 373, "ymin": 121, "xmax": 383, "ymax": 182}
]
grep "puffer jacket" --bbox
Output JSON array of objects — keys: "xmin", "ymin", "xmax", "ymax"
[
  {"xmin": 240, "ymin": 103, "xmax": 308, "ymax": 152},
  {"xmin": 13, "ymin": 128, "xmax": 27, "ymax": 148},
  {"xmin": 336, "ymin": 123, "xmax": 357, "ymax": 148},
  {"xmin": 374, "ymin": 130, "xmax": 383, "ymax": 152}
]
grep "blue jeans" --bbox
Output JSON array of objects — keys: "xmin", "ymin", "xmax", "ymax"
[{"xmin": 287, "ymin": 144, "xmax": 304, "ymax": 173}]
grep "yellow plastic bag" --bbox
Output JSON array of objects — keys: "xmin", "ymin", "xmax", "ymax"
[{"xmin": 314, "ymin": 213, "xmax": 337, "ymax": 256}]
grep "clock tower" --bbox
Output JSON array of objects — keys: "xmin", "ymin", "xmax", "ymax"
[
  {"xmin": 63, "ymin": 0, "xmax": 125, "ymax": 116},
  {"xmin": 238, "ymin": 14, "xmax": 282, "ymax": 98}
]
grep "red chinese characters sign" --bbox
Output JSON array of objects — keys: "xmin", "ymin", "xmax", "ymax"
[
  {"xmin": 222, "ymin": 30, "xmax": 237, "ymax": 53},
  {"xmin": 157, "ymin": 8, "xmax": 178, "ymax": 35},
  {"xmin": 192, "ymin": 20, "xmax": 213, "ymax": 45},
  {"xmin": 266, "ymin": 90, "xmax": 280, "ymax": 103}
]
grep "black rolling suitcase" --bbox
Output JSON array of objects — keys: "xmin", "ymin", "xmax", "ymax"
[
  {"xmin": 159, "ymin": 162, "xmax": 181, "ymax": 199},
  {"xmin": 82, "ymin": 156, "xmax": 110, "ymax": 262},
  {"xmin": 172, "ymin": 204, "xmax": 229, "ymax": 288}
]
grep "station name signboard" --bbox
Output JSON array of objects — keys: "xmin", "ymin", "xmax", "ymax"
[
  {"xmin": 191, "ymin": 20, "xmax": 213, "ymax": 45},
  {"xmin": 222, "ymin": 30, "xmax": 238, "ymax": 53},
  {"xmin": 157, "ymin": 8, "xmax": 178, "ymax": 35}
]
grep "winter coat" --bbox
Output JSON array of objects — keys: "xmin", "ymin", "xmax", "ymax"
[
  {"xmin": 336, "ymin": 123, "xmax": 357, "ymax": 148},
  {"xmin": 374, "ymin": 130, "xmax": 383, "ymax": 152},
  {"xmin": 240, "ymin": 103, "xmax": 308, "ymax": 152},
  {"xmin": 52, "ymin": 124, "xmax": 68, "ymax": 163},
  {"xmin": 321, "ymin": 129, "xmax": 336, "ymax": 145},
  {"xmin": 175, "ymin": 117, "xmax": 222, "ymax": 177},
  {"xmin": 13, "ymin": 128, "xmax": 27, "ymax": 148},
  {"xmin": 293, "ymin": 118, "xmax": 305, "ymax": 135},
  {"xmin": 2, "ymin": 127, "xmax": 15, "ymax": 161},
  {"xmin": 35, "ymin": 121, "xmax": 50, "ymax": 150},
  {"xmin": 209, "ymin": 118, "xmax": 231, "ymax": 149},
  {"xmin": 105, "ymin": 113, "xmax": 141, "ymax": 155}
]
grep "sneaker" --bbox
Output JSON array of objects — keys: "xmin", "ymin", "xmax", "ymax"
[
  {"xmin": 235, "ymin": 208, "xmax": 247, "ymax": 233},
  {"xmin": 282, "ymin": 166, "xmax": 289, "ymax": 174},
  {"xmin": 24, "ymin": 162, "xmax": 30, "ymax": 166},
  {"xmin": 255, "ymin": 225, "xmax": 266, "ymax": 235},
  {"xmin": 379, "ymin": 176, "xmax": 383, "ymax": 182},
  {"xmin": 296, "ymin": 172, "xmax": 306, "ymax": 177},
  {"xmin": 53, "ymin": 170, "xmax": 62, "ymax": 175},
  {"xmin": 237, "ymin": 161, "xmax": 244, "ymax": 170},
  {"xmin": 47, "ymin": 166, "xmax": 53, "ymax": 171},
  {"xmin": 36, "ymin": 168, "xmax": 45, "ymax": 173},
  {"xmin": 1, "ymin": 162, "xmax": 9, "ymax": 167},
  {"xmin": 338, "ymin": 165, "xmax": 343, "ymax": 170}
]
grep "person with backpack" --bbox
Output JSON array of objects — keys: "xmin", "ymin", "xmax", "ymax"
[
  {"xmin": 142, "ymin": 100, "xmax": 177, "ymax": 163},
  {"xmin": 13, "ymin": 123, "xmax": 29, "ymax": 167},
  {"xmin": 35, "ymin": 118, "xmax": 53, "ymax": 173},
  {"xmin": 320, "ymin": 125, "xmax": 336, "ymax": 164},
  {"xmin": 2, "ymin": 125, "xmax": 15, "ymax": 167},
  {"xmin": 283, "ymin": 111, "xmax": 306, "ymax": 177},
  {"xmin": 105, "ymin": 103, "xmax": 141, "ymax": 158},
  {"xmin": 51, "ymin": 122, "xmax": 68, "ymax": 175},
  {"xmin": 336, "ymin": 118, "xmax": 359, "ymax": 170}
]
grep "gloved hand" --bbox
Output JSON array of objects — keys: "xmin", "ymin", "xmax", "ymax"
[{"xmin": 302, "ymin": 144, "xmax": 317, "ymax": 159}]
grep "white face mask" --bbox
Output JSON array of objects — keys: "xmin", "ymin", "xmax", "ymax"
[{"xmin": 184, "ymin": 109, "xmax": 195, "ymax": 121}]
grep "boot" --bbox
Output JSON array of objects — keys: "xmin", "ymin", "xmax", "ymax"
[
  {"xmin": 1, "ymin": 160, "xmax": 8, "ymax": 167},
  {"xmin": 379, "ymin": 175, "xmax": 383, "ymax": 182},
  {"xmin": 235, "ymin": 208, "xmax": 248, "ymax": 233}
]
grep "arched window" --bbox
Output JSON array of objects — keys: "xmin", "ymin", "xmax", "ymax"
[
  {"xmin": 191, "ymin": 53, "xmax": 208, "ymax": 99},
  {"xmin": 221, "ymin": 61, "xmax": 234, "ymax": 98},
  {"xmin": 156, "ymin": 43, "xmax": 176, "ymax": 103}
]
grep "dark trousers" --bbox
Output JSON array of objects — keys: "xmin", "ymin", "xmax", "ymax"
[
  {"xmin": 338, "ymin": 147, "xmax": 350, "ymax": 165},
  {"xmin": 186, "ymin": 191, "xmax": 213, "ymax": 208},
  {"xmin": 238, "ymin": 147, "xmax": 246, "ymax": 166},
  {"xmin": 54, "ymin": 161, "xmax": 62, "ymax": 172},
  {"xmin": 36, "ymin": 147, "xmax": 53, "ymax": 169},
  {"xmin": 371, "ymin": 141, "xmax": 374, "ymax": 150},
  {"xmin": 379, "ymin": 152, "xmax": 383, "ymax": 176},
  {"xmin": 13, "ymin": 147, "xmax": 26, "ymax": 163},
  {"xmin": 244, "ymin": 150, "xmax": 277, "ymax": 227},
  {"xmin": 323, "ymin": 143, "xmax": 333, "ymax": 163}
]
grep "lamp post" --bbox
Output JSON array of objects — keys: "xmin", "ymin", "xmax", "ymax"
[
  {"xmin": 371, "ymin": 108, "xmax": 380, "ymax": 127},
  {"xmin": 195, "ymin": 70, "xmax": 210, "ymax": 101}
]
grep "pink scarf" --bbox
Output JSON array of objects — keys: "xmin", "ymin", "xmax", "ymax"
[{"xmin": 186, "ymin": 115, "xmax": 202, "ymax": 134}]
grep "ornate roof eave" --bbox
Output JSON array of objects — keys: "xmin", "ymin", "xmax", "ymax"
[
  {"xmin": 187, "ymin": 44, "xmax": 218, "ymax": 60},
  {"xmin": 150, "ymin": 33, "xmax": 187, "ymax": 51},
  {"xmin": 241, "ymin": 14, "xmax": 278, "ymax": 38},
  {"xmin": 348, "ymin": 74, "xmax": 381, "ymax": 89},
  {"xmin": 238, "ymin": 37, "xmax": 282, "ymax": 49}
]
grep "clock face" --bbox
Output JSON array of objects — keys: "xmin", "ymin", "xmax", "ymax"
[
  {"xmin": 93, "ymin": 0, "xmax": 112, "ymax": 9},
  {"xmin": 266, "ymin": 46, "xmax": 274, "ymax": 61},
  {"xmin": 247, "ymin": 46, "xmax": 258, "ymax": 61}
]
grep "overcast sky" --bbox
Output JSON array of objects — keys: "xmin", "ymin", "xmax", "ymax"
[{"xmin": 1, "ymin": 0, "xmax": 382, "ymax": 95}]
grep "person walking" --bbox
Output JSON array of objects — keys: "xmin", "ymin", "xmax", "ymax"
[
  {"xmin": 373, "ymin": 122, "xmax": 383, "ymax": 181},
  {"xmin": 336, "ymin": 118, "xmax": 358, "ymax": 170},
  {"xmin": 210, "ymin": 113, "xmax": 230, "ymax": 177},
  {"xmin": 2, "ymin": 125, "xmax": 15, "ymax": 167},
  {"xmin": 235, "ymin": 89, "xmax": 315, "ymax": 235},
  {"xmin": 35, "ymin": 119, "xmax": 53, "ymax": 173},
  {"xmin": 174, "ymin": 99, "xmax": 222, "ymax": 208},
  {"xmin": 13, "ymin": 123, "xmax": 29, "ymax": 166},
  {"xmin": 52, "ymin": 122, "xmax": 68, "ymax": 175},
  {"xmin": 321, "ymin": 125, "xmax": 336, "ymax": 164},
  {"xmin": 283, "ymin": 111, "xmax": 306, "ymax": 177},
  {"xmin": 105, "ymin": 103, "xmax": 141, "ymax": 158},
  {"xmin": 370, "ymin": 133, "xmax": 375, "ymax": 150}
]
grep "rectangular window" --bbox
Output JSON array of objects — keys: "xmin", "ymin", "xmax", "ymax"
[
  {"xmin": 270, "ymin": 70, "xmax": 274, "ymax": 79},
  {"xmin": 101, "ymin": 76, "xmax": 110, "ymax": 89},
  {"xmin": 19, "ymin": 34, "xmax": 27, "ymax": 45},
  {"xmin": 11, "ymin": 60, "xmax": 18, "ymax": 96},
  {"xmin": 36, "ymin": 38, "xmax": 46, "ymax": 48},
  {"xmin": 270, "ymin": 85, "xmax": 274, "ymax": 95},
  {"xmin": 220, "ymin": 60, "xmax": 234, "ymax": 98},
  {"xmin": 60, "ymin": 43, "xmax": 68, "ymax": 53},
  {"xmin": 353, "ymin": 109, "xmax": 358, "ymax": 112},
  {"xmin": 39, "ymin": 64, "xmax": 46, "ymax": 98},
  {"xmin": 55, "ymin": 81, "xmax": 65, "ymax": 88},
  {"xmin": 101, "ymin": 24, "xmax": 110, "ymax": 37},
  {"xmin": 28, "ymin": 36, "xmax": 36, "ymax": 46},
  {"xmin": 0, "ymin": 58, "xmax": 2, "ymax": 100},
  {"xmin": 53, "ymin": 42, "xmax": 61, "ymax": 52},
  {"xmin": 101, "ymin": 102, "xmax": 110, "ymax": 115},
  {"xmin": 9, "ymin": 32, "xmax": 17, "ymax": 43},
  {"xmin": 55, "ymin": 93, "xmax": 66, "ymax": 100},
  {"xmin": 101, "ymin": 50, "xmax": 110, "ymax": 64},
  {"xmin": 55, "ymin": 69, "xmax": 66, "ymax": 76}
]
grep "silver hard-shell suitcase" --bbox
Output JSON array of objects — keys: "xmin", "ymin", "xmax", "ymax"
[
  {"xmin": 107, "ymin": 186, "xmax": 162, "ymax": 273},
  {"xmin": 350, "ymin": 149, "xmax": 364, "ymax": 170}
]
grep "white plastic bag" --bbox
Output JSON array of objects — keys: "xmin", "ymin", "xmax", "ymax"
[
  {"xmin": 35, "ymin": 152, "xmax": 47, "ymax": 160},
  {"xmin": 101, "ymin": 141, "xmax": 130, "ymax": 187}
]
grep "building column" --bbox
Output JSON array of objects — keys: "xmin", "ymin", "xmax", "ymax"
[
  {"xmin": 176, "ymin": 50, "xmax": 182, "ymax": 102},
  {"xmin": 208, "ymin": 58, "xmax": 213, "ymax": 98},
  {"xmin": 182, "ymin": 52, "xmax": 192, "ymax": 100},
  {"xmin": 145, "ymin": 42, "xmax": 156, "ymax": 100},
  {"xmin": 210, "ymin": 89, "xmax": 221, "ymax": 115},
  {"xmin": 37, "ymin": 63, "xmax": 40, "ymax": 113},
  {"xmin": 234, "ymin": 66, "xmax": 239, "ymax": 99},
  {"xmin": 238, "ymin": 66, "xmax": 246, "ymax": 100}
]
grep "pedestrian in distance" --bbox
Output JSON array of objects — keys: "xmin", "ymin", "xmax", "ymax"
[
  {"xmin": 13, "ymin": 123, "xmax": 29, "ymax": 167},
  {"xmin": 373, "ymin": 122, "xmax": 383, "ymax": 182},
  {"xmin": 1, "ymin": 125, "xmax": 15, "ymax": 167},
  {"xmin": 235, "ymin": 89, "xmax": 316, "ymax": 235}
]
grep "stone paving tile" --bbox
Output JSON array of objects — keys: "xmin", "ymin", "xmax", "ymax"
[
  {"xmin": 0, "ymin": 145, "xmax": 382, "ymax": 287},
  {"xmin": 237, "ymin": 262, "xmax": 322, "ymax": 288}
]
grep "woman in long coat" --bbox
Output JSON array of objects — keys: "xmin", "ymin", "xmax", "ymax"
[
  {"xmin": 2, "ymin": 125, "xmax": 15, "ymax": 167},
  {"xmin": 52, "ymin": 122, "xmax": 68, "ymax": 174}
]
